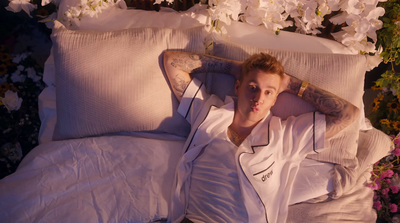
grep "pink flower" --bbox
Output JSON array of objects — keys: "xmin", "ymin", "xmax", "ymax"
[
  {"xmin": 390, "ymin": 203, "xmax": 398, "ymax": 213},
  {"xmin": 382, "ymin": 188, "xmax": 390, "ymax": 199},
  {"xmin": 391, "ymin": 174, "xmax": 400, "ymax": 188},
  {"xmin": 373, "ymin": 191, "xmax": 379, "ymax": 200},
  {"xmin": 391, "ymin": 184, "xmax": 399, "ymax": 194},
  {"xmin": 394, "ymin": 135, "xmax": 400, "ymax": 146},
  {"xmin": 393, "ymin": 148, "xmax": 400, "ymax": 156},
  {"xmin": 381, "ymin": 169, "xmax": 395, "ymax": 179},
  {"xmin": 368, "ymin": 182, "xmax": 381, "ymax": 190},
  {"xmin": 373, "ymin": 201, "xmax": 382, "ymax": 210}
]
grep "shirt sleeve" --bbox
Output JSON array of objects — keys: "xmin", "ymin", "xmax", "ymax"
[
  {"xmin": 283, "ymin": 112, "xmax": 327, "ymax": 157},
  {"xmin": 177, "ymin": 78, "xmax": 209, "ymax": 126}
]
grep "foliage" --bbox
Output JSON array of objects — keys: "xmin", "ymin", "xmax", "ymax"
[
  {"xmin": 0, "ymin": 45, "xmax": 45, "ymax": 179},
  {"xmin": 369, "ymin": 133, "xmax": 400, "ymax": 222},
  {"xmin": 367, "ymin": 2, "xmax": 400, "ymax": 221}
]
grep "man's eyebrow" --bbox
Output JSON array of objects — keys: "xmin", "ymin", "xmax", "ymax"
[{"xmin": 248, "ymin": 81, "xmax": 278, "ymax": 91}]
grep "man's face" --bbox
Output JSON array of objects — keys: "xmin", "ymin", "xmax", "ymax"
[{"xmin": 234, "ymin": 69, "xmax": 281, "ymax": 126}]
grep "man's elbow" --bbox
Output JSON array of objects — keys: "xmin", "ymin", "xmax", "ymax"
[
  {"xmin": 349, "ymin": 105, "xmax": 360, "ymax": 125},
  {"xmin": 325, "ymin": 105, "xmax": 360, "ymax": 139}
]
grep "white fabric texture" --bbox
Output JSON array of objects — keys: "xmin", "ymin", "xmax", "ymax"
[
  {"xmin": 170, "ymin": 79, "xmax": 328, "ymax": 223},
  {"xmin": 186, "ymin": 132, "xmax": 248, "ymax": 223},
  {"xmin": 0, "ymin": 134, "xmax": 185, "ymax": 223},
  {"xmin": 39, "ymin": 6, "xmax": 210, "ymax": 143},
  {"xmin": 286, "ymin": 128, "xmax": 393, "ymax": 223},
  {"xmin": 217, "ymin": 20, "xmax": 356, "ymax": 54},
  {"xmin": 51, "ymin": 21, "xmax": 207, "ymax": 140},
  {"xmin": 180, "ymin": 78, "xmax": 334, "ymax": 204},
  {"xmin": 211, "ymin": 40, "xmax": 367, "ymax": 167}
]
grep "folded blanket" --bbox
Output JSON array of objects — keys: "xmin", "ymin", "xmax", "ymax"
[
  {"xmin": 287, "ymin": 127, "xmax": 393, "ymax": 222},
  {"xmin": 287, "ymin": 173, "xmax": 376, "ymax": 223},
  {"xmin": 331, "ymin": 127, "xmax": 393, "ymax": 199}
]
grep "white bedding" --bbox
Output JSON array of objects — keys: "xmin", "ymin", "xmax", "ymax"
[
  {"xmin": 0, "ymin": 132, "xmax": 335, "ymax": 222},
  {"xmin": 0, "ymin": 134, "xmax": 185, "ymax": 222}
]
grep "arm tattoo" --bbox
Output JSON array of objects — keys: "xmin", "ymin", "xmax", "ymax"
[
  {"xmin": 170, "ymin": 53, "xmax": 233, "ymax": 74},
  {"xmin": 172, "ymin": 73, "xmax": 190, "ymax": 98},
  {"xmin": 287, "ymin": 77, "xmax": 357, "ymax": 136},
  {"xmin": 305, "ymin": 85, "xmax": 357, "ymax": 135}
]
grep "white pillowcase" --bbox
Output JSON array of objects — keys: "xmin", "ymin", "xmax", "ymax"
[
  {"xmin": 51, "ymin": 21, "xmax": 207, "ymax": 140},
  {"xmin": 210, "ymin": 39, "xmax": 367, "ymax": 167},
  {"xmin": 39, "ymin": 6, "xmax": 210, "ymax": 143}
]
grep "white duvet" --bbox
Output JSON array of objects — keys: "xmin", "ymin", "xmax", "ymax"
[
  {"xmin": 0, "ymin": 132, "xmax": 336, "ymax": 223},
  {"xmin": 0, "ymin": 134, "xmax": 185, "ymax": 223}
]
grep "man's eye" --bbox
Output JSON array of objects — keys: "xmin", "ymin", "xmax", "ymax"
[{"xmin": 249, "ymin": 85, "xmax": 257, "ymax": 91}]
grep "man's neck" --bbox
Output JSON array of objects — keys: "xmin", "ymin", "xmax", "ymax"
[{"xmin": 229, "ymin": 115, "xmax": 259, "ymax": 139}]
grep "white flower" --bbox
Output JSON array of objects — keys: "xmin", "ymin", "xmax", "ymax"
[
  {"xmin": 208, "ymin": 0, "xmax": 245, "ymax": 24},
  {"xmin": 25, "ymin": 67, "xmax": 41, "ymax": 82},
  {"xmin": 329, "ymin": 11, "xmax": 348, "ymax": 25},
  {"xmin": 154, "ymin": 0, "xmax": 173, "ymax": 4},
  {"xmin": 365, "ymin": 7, "xmax": 385, "ymax": 41},
  {"xmin": 295, "ymin": 0, "xmax": 324, "ymax": 34},
  {"xmin": 5, "ymin": 0, "xmax": 37, "ymax": 17},
  {"xmin": 12, "ymin": 53, "xmax": 28, "ymax": 64},
  {"xmin": 39, "ymin": 12, "xmax": 58, "ymax": 29},
  {"xmin": 329, "ymin": 0, "xmax": 384, "ymax": 53},
  {"xmin": 41, "ymin": 0, "xmax": 62, "ymax": 7},
  {"xmin": 244, "ymin": 0, "xmax": 291, "ymax": 32},
  {"xmin": 116, "ymin": 0, "xmax": 127, "ymax": 9},
  {"xmin": 366, "ymin": 46, "xmax": 383, "ymax": 71},
  {"xmin": 1, "ymin": 90, "xmax": 23, "ymax": 113},
  {"xmin": 11, "ymin": 70, "xmax": 26, "ymax": 83}
]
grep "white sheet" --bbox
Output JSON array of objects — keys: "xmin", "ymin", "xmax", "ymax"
[
  {"xmin": 0, "ymin": 134, "xmax": 185, "ymax": 223},
  {"xmin": 0, "ymin": 133, "xmax": 334, "ymax": 223}
]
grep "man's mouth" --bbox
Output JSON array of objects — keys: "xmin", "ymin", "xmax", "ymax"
[{"xmin": 251, "ymin": 105, "xmax": 259, "ymax": 112}]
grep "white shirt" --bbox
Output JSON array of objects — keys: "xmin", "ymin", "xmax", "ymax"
[
  {"xmin": 186, "ymin": 130, "xmax": 248, "ymax": 222},
  {"xmin": 169, "ymin": 79, "xmax": 328, "ymax": 223}
]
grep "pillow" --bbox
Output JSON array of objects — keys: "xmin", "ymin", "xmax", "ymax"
[
  {"xmin": 210, "ymin": 38, "xmax": 367, "ymax": 167},
  {"xmin": 51, "ymin": 21, "xmax": 207, "ymax": 140},
  {"xmin": 210, "ymin": 20, "xmax": 371, "ymax": 131},
  {"xmin": 39, "ymin": 6, "xmax": 209, "ymax": 143},
  {"xmin": 217, "ymin": 20, "xmax": 356, "ymax": 54}
]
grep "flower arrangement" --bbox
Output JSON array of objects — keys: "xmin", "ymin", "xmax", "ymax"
[
  {"xmin": 367, "ymin": 1, "xmax": 400, "ymax": 221},
  {"xmin": 369, "ymin": 133, "xmax": 400, "ymax": 222},
  {"xmin": 0, "ymin": 45, "xmax": 45, "ymax": 179},
  {"xmin": 171, "ymin": 0, "xmax": 385, "ymax": 54},
  {"xmin": 5, "ymin": 0, "xmax": 387, "ymax": 54}
]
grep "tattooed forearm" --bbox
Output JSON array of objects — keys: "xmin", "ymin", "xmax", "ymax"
[
  {"xmin": 303, "ymin": 87, "xmax": 346, "ymax": 117},
  {"xmin": 171, "ymin": 73, "xmax": 190, "ymax": 99},
  {"xmin": 163, "ymin": 50, "xmax": 242, "ymax": 102},
  {"xmin": 170, "ymin": 53, "xmax": 234, "ymax": 75},
  {"xmin": 286, "ymin": 75, "xmax": 359, "ymax": 138},
  {"xmin": 287, "ymin": 76, "xmax": 347, "ymax": 116}
]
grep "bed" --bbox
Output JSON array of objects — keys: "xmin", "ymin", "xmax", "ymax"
[{"xmin": 0, "ymin": 1, "xmax": 394, "ymax": 222}]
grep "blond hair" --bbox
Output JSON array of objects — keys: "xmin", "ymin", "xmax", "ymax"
[{"xmin": 240, "ymin": 53, "xmax": 284, "ymax": 81}]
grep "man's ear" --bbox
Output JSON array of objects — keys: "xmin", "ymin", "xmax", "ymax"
[{"xmin": 234, "ymin": 80, "xmax": 240, "ymax": 95}]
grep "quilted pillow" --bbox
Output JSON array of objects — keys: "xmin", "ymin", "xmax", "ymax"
[
  {"xmin": 51, "ymin": 21, "xmax": 207, "ymax": 140},
  {"xmin": 210, "ymin": 39, "xmax": 367, "ymax": 167}
]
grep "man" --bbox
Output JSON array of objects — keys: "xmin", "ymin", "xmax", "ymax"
[{"xmin": 163, "ymin": 50, "xmax": 359, "ymax": 223}]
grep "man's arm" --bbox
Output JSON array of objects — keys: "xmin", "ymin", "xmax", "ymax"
[
  {"xmin": 281, "ymin": 74, "xmax": 360, "ymax": 139},
  {"xmin": 163, "ymin": 50, "xmax": 241, "ymax": 102}
]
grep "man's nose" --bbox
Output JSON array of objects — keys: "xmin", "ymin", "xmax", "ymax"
[{"xmin": 252, "ymin": 91, "xmax": 264, "ymax": 104}]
